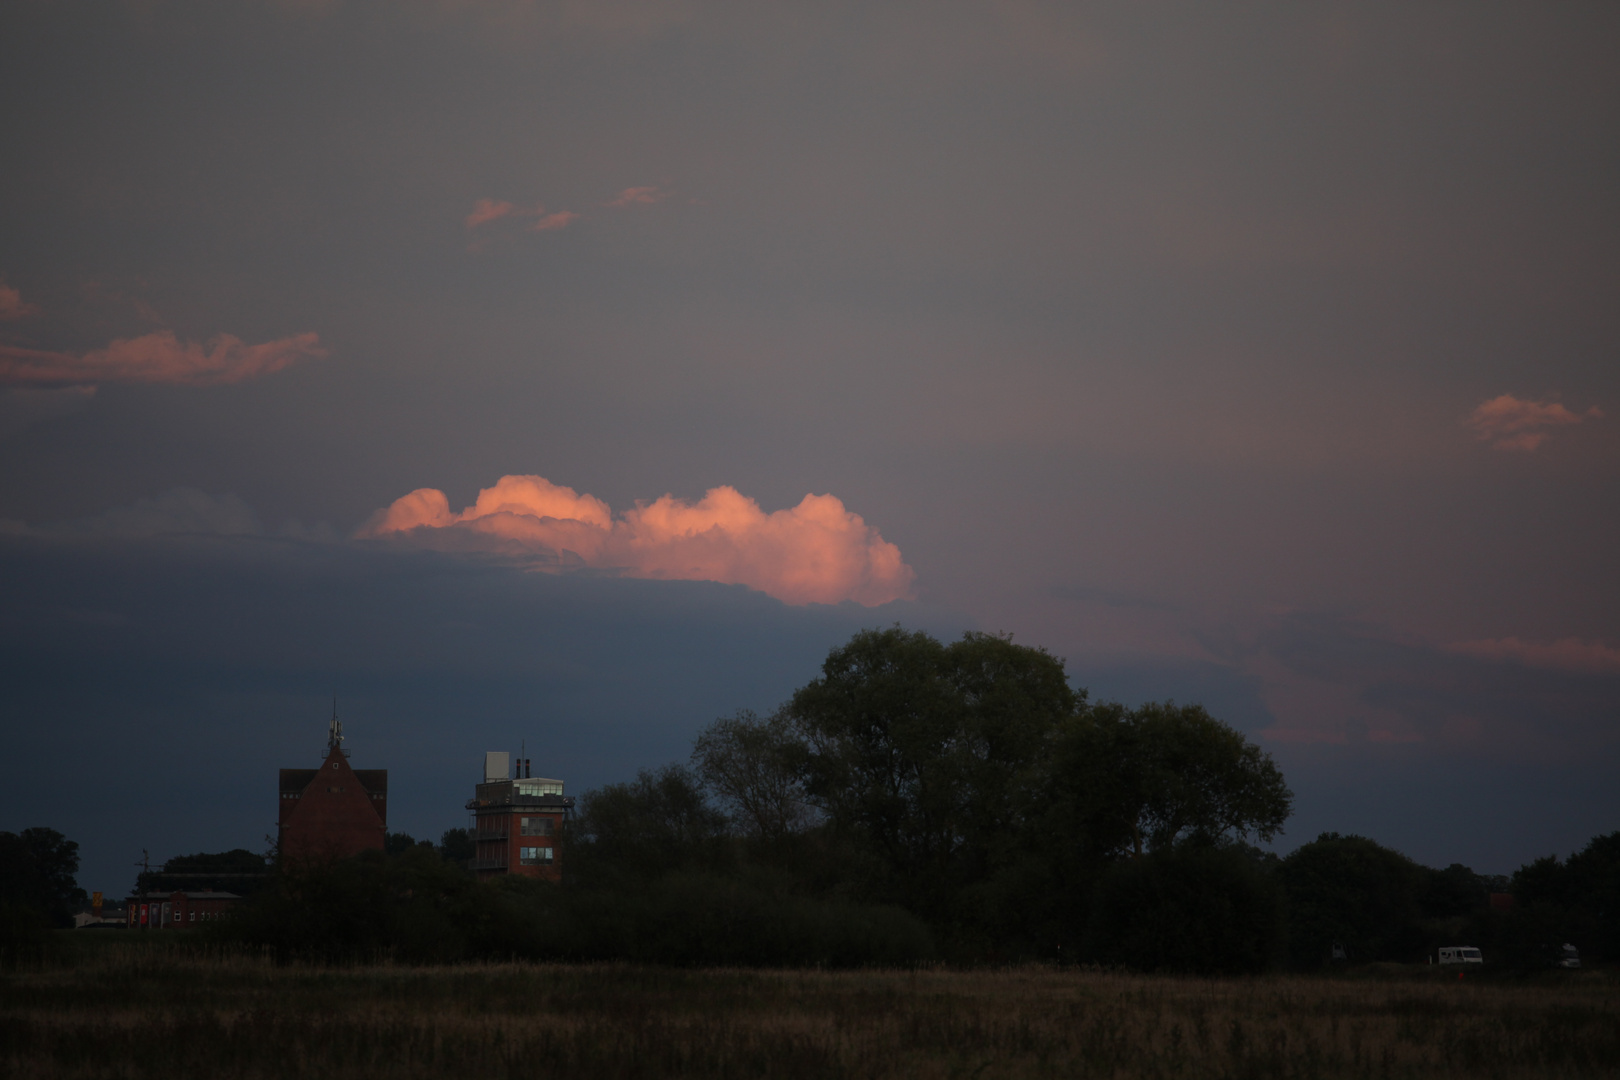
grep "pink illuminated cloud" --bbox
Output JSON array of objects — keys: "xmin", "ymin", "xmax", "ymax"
[
  {"xmin": 531, "ymin": 210, "xmax": 580, "ymax": 231},
  {"xmin": 1467, "ymin": 393, "xmax": 1601, "ymax": 451},
  {"xmin": 604, "ymin": 186, "xmax": 669, "ymax": 207},
  {"xmin": 0, "ymin": 330, "xmax": 326, "ymax": 389},
  {"xmin": 465, "ymin": 198, "xmax": 517, "ymax": 228},
  {"xmin": 359, "ymin": 474, "xmax": 915, "ymax": 606},
  {"xmin": 0, "ymin": 280, "xmax": 38, "ymax": 320},
  {"xmin": 1446, "ymin": 637, "xmax": 1620, "ymax": 675},
  {"xmin": 465, "ymin": 198, "xmax": 579, "ymax": 233}
]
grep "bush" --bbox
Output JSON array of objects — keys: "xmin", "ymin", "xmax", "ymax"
[
  {"xmin": 1084, "ymin": 846, "xmax": 1286, "ymax": 974},
  {"xmin": 227, "ymin": 845, "xmax": 502, "ymax": 963},
  {"xmin": 228, "ymin": 849, "xmax": 933, "ymax": 968}
]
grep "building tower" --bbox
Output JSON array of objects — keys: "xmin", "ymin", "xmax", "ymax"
[
  {"xmin": 466, "ymin": 751, "xmax": 573, "ymax": 880},
  {"xmin": 277, "ymin": 702, "xmax": 388, "ymax": 862}
]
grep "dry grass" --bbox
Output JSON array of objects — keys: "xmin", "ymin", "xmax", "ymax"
[{"xmin": 2, "ymin": 944, "xmax": 1617, "ymax": 1078}]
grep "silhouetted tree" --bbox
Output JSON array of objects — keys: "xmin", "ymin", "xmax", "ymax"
[
  {"xmin": 571, "ymin": 765, "xmax": 730, "ymax": 884},
  {"xmin": 0, "ymin": 827, "xmax": 87, "ymax": 928},
  {"xmin": 787, "ymin": 628, "xmax": 1080, "ymax": 910},
  {"xmin": 1420, "ymin": 862, "xmax": 1489, "ymax": 919},
  {"xmin": 135, "ymin": 848, "xmax": 270, "ymax": 896},
  {"xmin": 1507, "ymin": 832, "xmax": 1620, "ymax": 965},
  {"xmin": 439, "ymin": 828, "xmax": 475, "ymax": 868},
  {"xmin": 1278, "ymin": 833, "xmax": 1426, "ymax": 967},
  {"xmin": 692, "ymin": 709, "xmax": 814, "ymax": 842}
]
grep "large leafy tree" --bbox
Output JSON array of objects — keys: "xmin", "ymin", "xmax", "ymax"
[
  {"xmin": 1119, "ymin": 702, "xmax": 1293, "ymax": 854},
  {"xmin": 1043, "ymin": 702, "xmax": 1292, "ymax": 861},
  {"xmin": 787, "ymin": 628, "xmax": 1080, "ymax": 907}
]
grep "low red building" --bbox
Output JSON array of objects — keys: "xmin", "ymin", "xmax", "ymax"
[
  {"xmin": 467, "ymin": 752, "xmax": 573, "ymax": 881},
  {"xmin": 125, "ymin": 890, "xmax": 239, "ymax": 930},
  {"xmin": 278, "ymin": 710, "xmax": 388, "ymax": 862}
]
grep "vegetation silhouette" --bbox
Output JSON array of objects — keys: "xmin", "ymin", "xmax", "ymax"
[{"xmin": 9, "ymin": 627, "xmax": 1615, "ymax": 977}]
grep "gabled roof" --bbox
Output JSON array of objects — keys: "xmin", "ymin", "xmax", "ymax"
[{"xmin": 280, "ymin": 766, "xmax": 387, "ymax": 795}]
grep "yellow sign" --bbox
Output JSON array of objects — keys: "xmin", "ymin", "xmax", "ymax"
[{"xmin": 92, "ymin": 891, "xmax": 103, "ymax": 912}]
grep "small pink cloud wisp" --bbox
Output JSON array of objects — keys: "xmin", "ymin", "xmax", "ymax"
[
  {"xmin": 0, "ymin": 330, "xmax": 326, "ymax": 389},
  {"xmin": 1467, "ymin": 394, "xmax": 1601, "ymax": 451}
]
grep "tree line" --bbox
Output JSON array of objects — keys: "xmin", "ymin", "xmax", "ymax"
[
  {"xmin": 227, "ymin": 627, "xmax": 1617, "ymax": 970},
  {"xmin": 6, "ymin": 627, "xmax": 1615, "ymax": 971}
]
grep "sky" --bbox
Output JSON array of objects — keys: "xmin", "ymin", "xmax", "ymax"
[{"xmin": 1, "ymin": 1, "xmax": 1616, "ymax": 896}]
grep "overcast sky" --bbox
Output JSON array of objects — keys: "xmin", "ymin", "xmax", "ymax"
[{"xmin": 2, "ymin": 1, "xmax": 1616, "ymax": 894}]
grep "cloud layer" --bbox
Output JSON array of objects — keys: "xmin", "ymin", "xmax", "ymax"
[
  {"xmin": 360, "ymin": 474, "xmax": 915, "ymax": 605},
  {"xmin": 1467, "ymin": 394, "xmax": 1602, "ymax": 451},
  {"xmin": 1445, "ymin": 636, "xmax": 1620, "ymax": 675},
  {"xmin": 0, "ymin": 330, "xmax": 326, "ymax": 389}
]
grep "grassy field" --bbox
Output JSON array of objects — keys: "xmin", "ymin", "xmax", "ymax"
[{"xmin": 2, "ymin": 940, "xmax": 1617, "ymax": 1078}]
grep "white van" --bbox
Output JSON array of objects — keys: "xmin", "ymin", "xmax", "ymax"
[{"xmin": 1438, "ymin": 947, "xmax": 1483, "ymax": 966}]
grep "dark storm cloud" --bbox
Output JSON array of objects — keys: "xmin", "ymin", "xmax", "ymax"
[
  {"xmin": 1235, "ymin": 613, "xmax": 1620, "ymax": 870},
  {"xmin": 1015, "ymin": 596, "xmax": 1620, "ymax": 871}
]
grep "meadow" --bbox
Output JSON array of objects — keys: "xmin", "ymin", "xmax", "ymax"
[{"xmin": 1, "ymin": 940, "xmax": 1616, "ymax": 1079}]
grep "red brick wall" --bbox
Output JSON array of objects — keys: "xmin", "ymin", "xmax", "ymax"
[
  {"xmin": 474, "ymin": 808, "xmax": 562, "ymax": 881},
  {"xmin": 279, "ymin": 746, "xmax": 387, "ymax": 861}
]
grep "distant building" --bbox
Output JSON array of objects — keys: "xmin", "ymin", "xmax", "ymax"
[
  {"xmin": 74, "ymin": 908, "xmax": 126, "ymax": 930},
  {"xmin": 467, "ymin": 751, "xmax": 574, "ymax": 881},
  {"xmin": 124, "ymin": 890, "xmax": 239, "ymax": 930},
  {"xmin": 277, "ymin": 706, "xmax": 388, "ymax": 862}
]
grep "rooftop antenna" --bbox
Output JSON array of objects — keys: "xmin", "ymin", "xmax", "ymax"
[{"xmin": 328, "ymin": 696, "xmax": 344, "ymax": 755}]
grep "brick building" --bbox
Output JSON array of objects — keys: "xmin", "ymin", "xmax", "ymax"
[
  {"xmin": 125, "ymin": 890, "xmax": 239, "ymax": 930},
  {"xmin": 467, "ymin": 751, "xmax": 573, "ymax": 881},
  {"xmin": 278, "ymin": 709, "xmax": 388, "ymax": 862}
]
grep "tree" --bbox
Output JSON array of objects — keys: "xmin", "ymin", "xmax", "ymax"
[
  {"xmin": 1277, "ymin": 833, "xmax": 1426, "ymax": 967},
  {"xmin": 439, "ymin": 828, "xmax": 475, "ymax": 868},
  {"xmin": 691, "ymin": 709, "xmax": 815, "ymax": 842},
  {"xmin": 1420, "ymin": 863, "xmax": 1489, "ymax": 919},
  {"xmin": 135, "ymin": 848, "xmax": 270, "ymax": 897},
  {"xmin": 0, "ymin": 828, "xmax": 87, "ymax": 928},
  {"xmin": 1508, "ymin": 832, "xmax": 1620, "ymax": 965},
  {"xmin": 787, "ymin": 627, "xmax": 1080, "ymax": 907},
  {"xmin": 1042, "ymin": 701, "xmax": 1292, "ymax": 861},
  {"xmin": 572, "ymin": 765, "xmax": 730, "ymax": 883},
  {"xmin": 1120, "ymin": 702, "xmax": 1292, "ymax": 855}
]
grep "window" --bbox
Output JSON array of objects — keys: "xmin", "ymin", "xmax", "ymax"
[
  {"xmin": 514, "ymin": 779, "xmax": 564, "ymax": 797},
  {"xmin": 519, "ymin": 846, "xmax": 554, "ymax": 865},
  {"xmin": 520, "ymin": 816, "xmax": 554, "ymax": 836}
]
